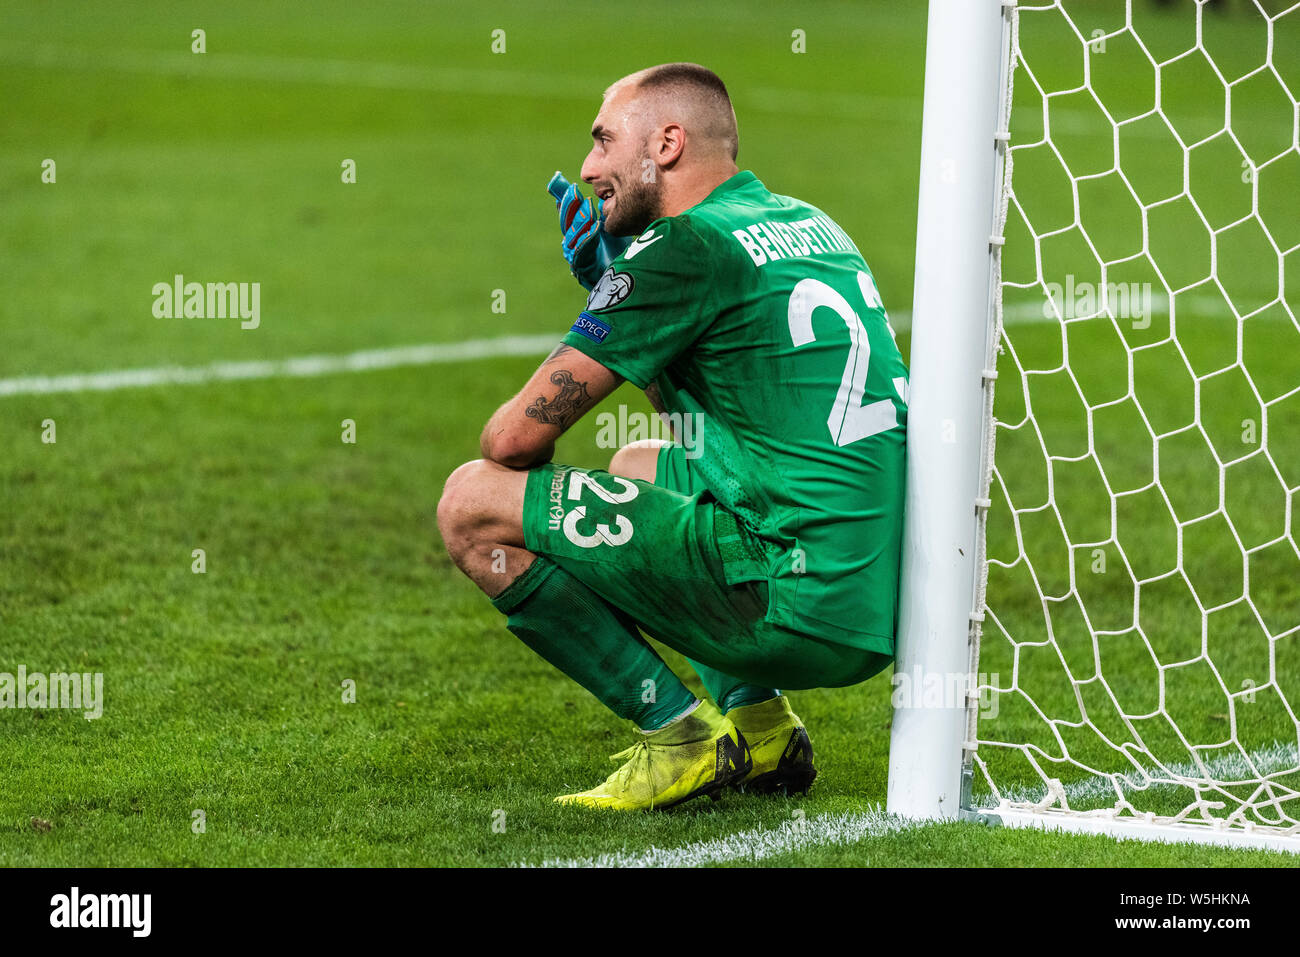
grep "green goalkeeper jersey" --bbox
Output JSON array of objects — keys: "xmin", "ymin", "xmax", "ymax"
[{"xmin": 561, "ymin": 170, "xmax": 908, "ymax": 651}]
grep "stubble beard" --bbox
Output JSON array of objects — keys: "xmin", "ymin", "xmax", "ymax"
[{"xmin": 603, "ymin": 153, "xmax": 665, "ymax": 237}]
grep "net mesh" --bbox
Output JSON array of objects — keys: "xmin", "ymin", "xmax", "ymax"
[{"xmin": 970, "ymin": 0, "xmax": 1300, "ymax": 838}]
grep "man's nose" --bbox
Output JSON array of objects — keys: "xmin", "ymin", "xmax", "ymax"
[{"xmin": 580, "ymin": 149, "xmax": 600, "ymax": 185}]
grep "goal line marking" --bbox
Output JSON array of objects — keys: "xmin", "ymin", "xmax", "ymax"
[
  {"xmin": 526, "ymin": 808, "xmax": 918, "ymax": 868},
  {"xmin": 530, "ymin": 740, "xmax": 1300, "ymax": 867}
]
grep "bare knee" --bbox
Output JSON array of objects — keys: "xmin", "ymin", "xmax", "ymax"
[
  {"xmin": 436, "ymin": 458, "xmax": 529, "ymax": 568},
  {"xmin": 437, "ymin": 459, "xmax": 491, "ymax": 554},
  {"xmin": 608, "ymin": 439, "xmax": 670, "ymax": 482}
]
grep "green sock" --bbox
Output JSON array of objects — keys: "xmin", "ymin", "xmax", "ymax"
[
  {"xmin": 687, "ymin": 659, "xmax": 780, "ymax": 714},
  {"xmin": 490, "ymin": 556, "xmax": 697, "ymax": 731}
]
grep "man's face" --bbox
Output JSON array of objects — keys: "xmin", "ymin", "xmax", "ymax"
[{"xmin": 580, "ymin": 85, "xmax": 665, "ymax": 237}]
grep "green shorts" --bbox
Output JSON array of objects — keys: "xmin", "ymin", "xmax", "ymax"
[{"xmin": 520, "ymin": 446, "xmax": 890, "ymax": 689}]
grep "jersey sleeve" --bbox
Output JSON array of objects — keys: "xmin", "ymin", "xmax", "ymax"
[{"xmin": 559, "ymin": 216, "xmax": 716, "ymax": 390}]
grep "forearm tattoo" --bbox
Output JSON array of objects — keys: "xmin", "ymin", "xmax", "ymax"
[{"xmin": 525, "ymin": 370, "xmax": 591, "ymax": 427}]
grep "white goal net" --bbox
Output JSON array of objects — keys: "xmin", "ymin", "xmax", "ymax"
[{"xmin": 968, "ymin": 0, "xmax": 1300, "ymax": 847}]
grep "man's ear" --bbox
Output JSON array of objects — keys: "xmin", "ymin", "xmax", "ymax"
[{"xmin": 656, "ymin": 123, "xmax": 685, "ymax": 167}]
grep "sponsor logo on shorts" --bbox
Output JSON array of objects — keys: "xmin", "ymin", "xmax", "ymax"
[
  {"xmin": 570, "ymin": 311, "xmax": 612, "ymax": 344},
  {"xmin": 547, "ymin": 467, "xmax": 567, "ymax": 531},
  {"xmin": 543, "ymin": 468, "xmax": 640, "ymax": 548}
]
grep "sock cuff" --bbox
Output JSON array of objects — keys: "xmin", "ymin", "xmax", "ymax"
[
  {"xmin": 725, "ymin": 694, "xmax": 789, "ymax": 727},
  {"xmin": 490, "ymin": 556, "xmax": 558, "ymax": 615},
  {"xmin": 721, "ymin": 688, "xmax": 782, "ymax": 714},
  {"xmin": 640, "ymin": 697, "xmax": 702, "ymax": 733}
]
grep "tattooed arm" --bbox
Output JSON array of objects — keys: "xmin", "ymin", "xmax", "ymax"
[
  {"xmin": 644, "ymin": 380, "xmax": 666, "ymax": 415},
  {"xmin": 479, "ymin": 343, "xmax": 623, "ymax": 469},
  {"xmin": 641, "ymin": 379, "xmax": 682, "ymax": 444}
]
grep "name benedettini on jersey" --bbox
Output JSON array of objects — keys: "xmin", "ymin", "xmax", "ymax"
[{"xmin": 562, "ymin": 171, "xmax": 908, "ymax": 654}]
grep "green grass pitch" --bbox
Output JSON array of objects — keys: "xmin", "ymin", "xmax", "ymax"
[{"xmin": 1, "ymin": 0, "xmax": 1296, "ymax": 866}]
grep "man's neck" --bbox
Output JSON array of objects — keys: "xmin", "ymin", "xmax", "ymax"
[{"xmin": 661, "ymin": 163, "xmax": 741, "ymax": 217}]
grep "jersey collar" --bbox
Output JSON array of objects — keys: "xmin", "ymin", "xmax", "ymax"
[{"xmin": 703, "ymin": 170, "xmax": 759, "ymax": 203}]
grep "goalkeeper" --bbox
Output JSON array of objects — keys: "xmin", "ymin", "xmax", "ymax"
[{"xmin": 437, "ymin": 63, "xmax": 908, "ymax": 810}]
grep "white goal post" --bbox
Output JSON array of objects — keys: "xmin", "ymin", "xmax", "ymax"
[{"xmin": 888, "ymin": 0, "xmax": 1300, "ymax": 854}]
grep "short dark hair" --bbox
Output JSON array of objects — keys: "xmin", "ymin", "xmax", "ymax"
[
  {"xmin": 633, "ymin": 63, "xmax": 738, "ymax": 160},
  {"xmin": 636, "ymin": 62, "xmax": 732, "ymax": 103}
]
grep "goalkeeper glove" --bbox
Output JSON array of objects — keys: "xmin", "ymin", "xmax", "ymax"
[{"xmin": 547, "ymin": 171, "xmax": 633, "ymax": 291}]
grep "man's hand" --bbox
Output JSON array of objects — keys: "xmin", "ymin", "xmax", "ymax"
[
  {"xmin": 547, "ymin": 171, "xmax": 633, "ymax": 291},
  {"xmin": 480, "ymin": 343, "xmax": 623, "ymax": 469}
]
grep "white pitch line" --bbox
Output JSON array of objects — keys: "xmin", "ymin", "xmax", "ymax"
[
  {"xmin": 528, "ymin": 808, "xmax": 918, "ymax": 868},
  {"xmin": 531, "ymin": 740, "xmax": 1299, "ymax": 866},
  {"xmin": 1, "ymin": 295, "xmax": 1283, "ymax": 399},
  {"xmin": 0, "ymin": 333, "xmax": 558, "ymax": 398}
]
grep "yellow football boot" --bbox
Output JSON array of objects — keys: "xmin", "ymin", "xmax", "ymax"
[
  {"xmin": 555, "ymin": 701, "xmax": 751, "ymax": 810},
  {"xmin": 727, "ymin": 696, "xmax": 817, "ymax": 795}
]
